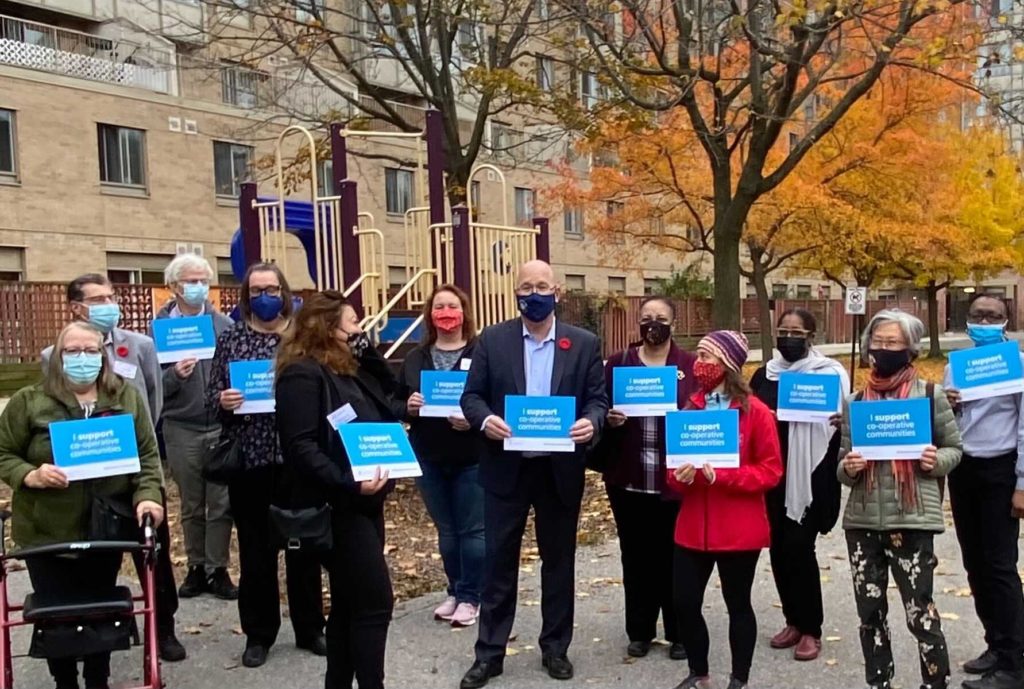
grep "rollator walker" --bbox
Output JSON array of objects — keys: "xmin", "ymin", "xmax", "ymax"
[{"xmin": 0, "ymin": 511, "xmax": 161, "ymax": 689}]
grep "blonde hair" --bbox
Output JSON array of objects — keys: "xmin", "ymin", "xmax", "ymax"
[{"xmin": 44, "ymin": 322, "xmax": 124, "ymax": 398}]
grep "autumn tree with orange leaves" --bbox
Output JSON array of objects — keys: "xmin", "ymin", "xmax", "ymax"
[{"xmin": 554, "ymin": 0, "xmax": 982, "ymax": 328}]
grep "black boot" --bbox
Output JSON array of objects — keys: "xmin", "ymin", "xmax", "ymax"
[
  {"xmin": 207, "ymin": 568, "xmax": 239, "ymax": 600},
  {"xmin": 177, "ymin": 566, "xmax": 207, "ymax": 599},
  {"xmin": 159, "ymin": 630, "xmax": 186, "ymax": 662}
]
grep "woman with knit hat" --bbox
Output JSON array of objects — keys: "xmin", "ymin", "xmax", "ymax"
[
  {"xmin": 667, "ymin": 330, "xmax": 783, "ymax": 689},
  {"xmin": 838, "ymin": 310, "xmax": 961, "ymax": 689}
]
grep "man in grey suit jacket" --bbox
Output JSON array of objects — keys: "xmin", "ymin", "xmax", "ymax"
[
  {"xmin": 459, "ymin": 260, "xmax": 608, "ymax": 689},
  {"xmin": 41, "ymin": 273, "xmax": 185, "ymax": 663}
]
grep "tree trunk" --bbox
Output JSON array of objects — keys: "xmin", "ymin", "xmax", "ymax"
[
  {"xmin": 712, "ymin": 227, "xmax": 741, "ymax": 330},
  {"xmin": 926, "ymin": 281, "xmax": 943, "ymax": 358},
  {"xmin": 752, "ymin": 258, "xmax": 773, "ymax": 360}
]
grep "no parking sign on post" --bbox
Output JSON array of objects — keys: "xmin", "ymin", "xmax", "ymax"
[{"xmin": 845, "ymin": 287, "xmax": 868, "ymax": 391}]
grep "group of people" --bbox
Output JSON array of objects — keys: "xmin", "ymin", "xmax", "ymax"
[{"xmin": 0, "ymin": 255, "xmax": 1020, "ymax": 689}]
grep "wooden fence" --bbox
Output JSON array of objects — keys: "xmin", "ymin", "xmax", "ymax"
[
  {"xmin": 559, "ymin": 295, "xmax": 943, "ymax": 358},
  {"xmin": 0, "ymin": 283, "xmax": 241, "ymax": 363}
]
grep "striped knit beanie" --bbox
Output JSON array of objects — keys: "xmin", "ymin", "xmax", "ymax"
[{"xmin": 697, "ymin": 330, "xmax": 749, "ymax": 373}]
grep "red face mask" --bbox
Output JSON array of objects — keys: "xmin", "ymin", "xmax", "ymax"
[
  {"xmin": 693, "ymin": 360, "xmax": 726, "ymax": 392},
  {"xmin": 432, "ymin": 307, "xmax": 464, "ymax": 333}
]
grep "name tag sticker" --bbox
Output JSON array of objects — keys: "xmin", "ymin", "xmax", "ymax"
[
  {"xmin": 460, "ymin": 358, "xmax": 472, "ymax": 371},
  {"xmin": 327, "ymin": 403, "xmax": 358, "ymax": 429},
  {"xmin": 113, "ymin": 360, "xmax": 138, "ymax": 380}
]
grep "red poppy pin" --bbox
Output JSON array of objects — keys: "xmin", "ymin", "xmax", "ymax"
[
  {"xmin": 558, "ymin": 337, "xmax": 572, "ymax": 351},
  {"xmin": 116, "ymin": 345, "xmax": 129, "ymax": 358}
]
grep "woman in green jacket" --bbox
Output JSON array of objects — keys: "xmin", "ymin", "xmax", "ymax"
[
  {"xmin": 0, "ymin": 321, "xmax": 164, "ymax": 689},
  {"xmin": 838, "ymin": 309, "xmax": 962, "ymax": 689}
]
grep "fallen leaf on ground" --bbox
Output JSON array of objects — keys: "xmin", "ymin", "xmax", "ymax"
[
  {"xmin": 826, "ymin": 659, "xmax": 838, "ymax": 667},
  {"xmin": 940, "ymin": 612, "xmax": 960, "ymax": 621},
  {"xmin": 826, "ymin": 636, "xmax": 842, "ymax": 642},
  {"xmin": 183, "ymin": 626, "xmax": 202, "ymax": 635}
]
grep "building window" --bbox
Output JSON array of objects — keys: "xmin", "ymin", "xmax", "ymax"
[
  {"xmin": 514, "ymin": 187, "xmax": 535, "ymax": 226},
  {"xmin": 537, "ymin": 56, "xmax": 554, "ymax": 92},
  {"xmin": 221, "ymin": 62, "xmax": 268, "ymax": 109},
  {"xmin": 0, "ymin": 247, "xmax": 25, "ymax": 281},
  {"xmin": 470, "ymin": 180, "xmax": 481, "ymax": 220},
  {"xmin": 565, "ymin": 274, "xmax": 585, "ymax": 292},
  {"xmin": 106, "ymin": 252, "xmax": 174, "ymax": 284},
  {"xmin": 746, "ymin": 283, "xmax": 758, "ymax": 299},
  {"xmin": 0, "ymin": 109, "xmax": 16, "ymax": 180},
  {"xmin": 796, "ymin": 284, "xmax": 812, "ymax": 299},
  {"xmin": 213, "ymin": 141, "xmax": 253, "ymax": 198},
  {"xmin": 606, "ymin": 200, "xmax": 624, "ymax": 216},
  {"xmin": 789, "ymin": 131, "xmax": 798, "ymax": 152},
  {"xmin": 98, "ymin": 124, "xmax": 146, "ymax": 188},
  {"xmin": 643, "ymin": 278, "xmax": 660, "ymax": 295},
  {"xmin": 818, "ymin": 284, "xmax": 831, "ymax": 299},
  {"xmin": 580, "ymin": 71, "xmax": 602, "ymax": 109},
  {"xmin": 564, "ymin": 207, "xmax": 583, "ymax": 237},
  {"xmin": 296, "ymin": 0, "xmax": 320, "ymax": 22},
  {"xmin": 772, "ymin": 283, "xmax": 789, "ymax": 298},
  {"xmin": 536, "ymin": 0, "xmax": 549, "ymax": 20},
  {"xmin": 385, "ymin": 168, "xmax": 414, "ymax": 215},
  {"xmin": 215, "ymin": 258, "xmax": 239, "ymax": 286},
  {"xmin": 388, "ymin": 265, "xmax": 408, "ymax": 290},
  {"xmin": 608, "ymin": 276, "xmax": 627, "ymax": 295},
  {"xmin": 316, "ymin": 158, "xmax": 334, "ymax": 197}
]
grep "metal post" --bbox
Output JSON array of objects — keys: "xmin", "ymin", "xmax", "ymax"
[
  {"xmin": 239, "ymin": 182, "xmax": 261, "ymax": 269},
  {"xmin": 848, "ymin": 313, "xmax": 860, "ymax": 392},
  {"xmin": 330, "ymin": 123, "xmax": 347, "ymax": 190},
  {"xmin": 340, "ymin": 180, "xmax": 363, "ymax": 314},
  {"xmin": 426, "ymin": 111, "xmax": 447, "ymax": 227},
  {"xmin": 533, "ymin": 216, "xmax": 550, "ymax": 263},
  {"xmin": 452, "ymin": 204, "xmax": 472, "ymax": 295}
]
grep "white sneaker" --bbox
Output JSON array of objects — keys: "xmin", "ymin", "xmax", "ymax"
[
  {"xmin": 433, "ymin": 596, "xmax": 458, "ymax": 621},
  {"xmin": 450, "ymin": 602, "xmax": 479, "ymax": 627}
]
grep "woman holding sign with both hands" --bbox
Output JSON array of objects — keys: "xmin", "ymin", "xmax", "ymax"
[
  {"xmin": 206, "ymin": 263, "xmax": 326, "ymax": 669},
  {"xmin": 0, "ymin": 321, "xmax": 165, "ymax": 689},
  {"xmin": 838, "ymin": 309, "xmax": 961, "ymax": 689},
  {"xmin": 394, "ymin": 284, "xmax": 484, "ymax": 628},
  {"xmin": 667, "ymin": 330, "xmax": 782, "ymax": 689},
  {"xmin": 275, "ymin": 290, "xmax": 396, "ymax": 689},
  {"xmin": 749, "ymin": 309, "xmax": 848, "ymax": 662},
  {"xmin": 595, "ymin": 295, "xmax": 697, "ymax": 661}
]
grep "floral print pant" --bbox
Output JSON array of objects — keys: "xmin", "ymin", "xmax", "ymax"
[{"xmin": 846, "ymin": 530, "xmax": 949, "ymax": 689}]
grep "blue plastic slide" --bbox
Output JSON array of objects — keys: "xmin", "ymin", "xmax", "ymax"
[{"xmin": 229, "ymin": 198, "xmax": 335, "ymax": 284}]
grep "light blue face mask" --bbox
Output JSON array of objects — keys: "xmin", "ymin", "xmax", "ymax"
[
  {"xmin": 87, "ymin": 304, "xmax": 120, "ymax": 334},
  {"xmin": 63, "ymin": 352, "xmax": 103, "ymax": 385},
  {"xmin": 181, "ymin": 282, "xmax": 209, "ymax": 308},
  {"xmin": 967, "ymin": 322, "xmax": 1006, "ymax": 347}
]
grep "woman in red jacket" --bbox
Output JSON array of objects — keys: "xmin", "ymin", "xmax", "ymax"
[{"xmin": 668, "ymin": 330, "xmax": 783, "ymax": 689}]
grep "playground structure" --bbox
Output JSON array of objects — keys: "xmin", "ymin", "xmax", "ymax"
[{"xmin": 228, "ymin": 111, "xmax": 551, "ymax": 356}]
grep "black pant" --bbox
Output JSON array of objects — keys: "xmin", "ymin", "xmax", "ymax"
[
  {"xmin": 673, "ymin": 547, "xmax": 759, "ymax": 683},
  {"xmin": 766, "ymin": 486, "xmax": 823, "ymax": 638},
  {"xmin": 950, "ymin": 452, "xmax": 1024, "ymax": 672},
  {"xmin": 324, "ymin": 508, "xmax": 394, "ymax": 689},
  {"xmin": 130, "ymin": 491, "xmax": 178, "ymax": 636},
  {"xmin": 606, "ymin": 486, "xmax": 680, "ymax": 643},
  {"xmin": 27, "ymin": 552, "xmax": 123, "ymax": 688},
  {"xmin": 228, "ymin": 466, "xmax": 325, "ymax": 648},
  {"xmin": 475, "ymin": 458, "xmax": 581, "ymax": 663}
]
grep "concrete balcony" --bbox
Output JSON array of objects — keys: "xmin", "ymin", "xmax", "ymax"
[{"xmin": 0, "ymin": 13, "xmax": 176, "ymax": 94}]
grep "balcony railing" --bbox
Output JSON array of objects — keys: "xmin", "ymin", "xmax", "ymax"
[{"xmin": 0, "ymin": 14, "xmax": 175, "ymax": 94}]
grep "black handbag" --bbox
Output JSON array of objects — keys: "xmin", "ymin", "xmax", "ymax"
[
  {"xmin": 268, "ymin": 504, "xmax": 333, "ymax": 552},
  {"xmin": 201, "ymin": 434, "xmax": 242, "ymax": 485},
  {"xmin": 88, "ymin": 495, "xmax": 139, "ymax": 542}
]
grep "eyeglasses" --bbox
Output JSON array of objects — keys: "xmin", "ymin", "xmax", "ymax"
[
  {"xmin": 967, "ymin": 310, "xmax": 1006, "ymax": 325},
  {"xmin": 78, "ymin": 295, "xmax": 117, "ymax": 306},
  {"xmin": 181, "ymin": 279, "xmax": 210, "ymax": 286},
  {"xmin": 639, "ymin": 316, "xmax": 671, "ymax": 324},
  {"xmin": 778, "ymin": 328, "xmax": 811, "ymax": 338},
  {"xmin": 62, "ymin": 347, "xmax": 102, "ymax": 356},
  {"xmin": 515, "ymin": 283, "xmax": 555, "ymax": 296},
  {"xmin": 249, "ymin": 286, "xmax": 282, "ymax": 298},
  {"xmin": 868, "ymin": 338, "xmax": 907, "ymax": 351}
]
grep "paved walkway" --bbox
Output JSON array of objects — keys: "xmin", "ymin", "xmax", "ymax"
[{"xmin": 4, "ymin": 517, "xmax": 994, "ymax": 689}]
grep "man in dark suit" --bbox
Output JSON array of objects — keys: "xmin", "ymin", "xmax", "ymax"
[{"xmin": 459, "ymin": 260, "xmax": 608, "ymax": 688}]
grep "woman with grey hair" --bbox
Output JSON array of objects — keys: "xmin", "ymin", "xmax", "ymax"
[
  {"xmin": 838, "ymin": 309, "xmax": 962, "ymax": 689},
  {"xmin": 154, "ymin": 254, "xmax": 237, "ymax": 600}
]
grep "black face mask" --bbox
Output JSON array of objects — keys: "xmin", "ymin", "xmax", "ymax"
[
  {"xmin": 776, "ymin": 336, "xmax": 809, "ymax": 363},
  {"xmin": 640, "ymin": 321, "xmax": 672, "ymax": 347},
  {"xmin": 868, "ymin": 348, "xmax": 912, "ymax": 378}
]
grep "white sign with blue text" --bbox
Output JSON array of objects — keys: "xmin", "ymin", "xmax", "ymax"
[
  {"xmin": 850, "ymin": 398, "xmax": 932, "ymax": 460},
  {"xmin": 777, "ymin": 372, "xmax": 843, "ymax": 423},
  {"xmin": 612, "ymin": 366, "xmax": 678, "ymax": 416},
  {"xmin": 504, "ymin": 395, "xmax": 576, "ymax": 453},
  {"xmin": 151, "ymin": 315, "xmax": 217, "ymax": 364},
  {"xmin": 420, "ymin": 370, "xmax": 468, "ymax": 417},
  {"xmin": 665, "ymin": 409, "xmax": 740, "ymax": 469},
  {"xmin": 229, "ymin": 359, "xmax": 276, "ymax": 414},
  {"xmin": 49, "ymin": 414, "xmax": 141, "ymax": 482},
  {"xmin": 338, "ymin": 422, "xmax": 422, "ymax": 481},
  {"xmin": 949, "ymin": 340, "xmax": 1024, "ymax": 402}
]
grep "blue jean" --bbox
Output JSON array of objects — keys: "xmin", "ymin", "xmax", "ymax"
[{"xmin": 417, "ymin": 462, "xmax": 485, "ymax": 605}]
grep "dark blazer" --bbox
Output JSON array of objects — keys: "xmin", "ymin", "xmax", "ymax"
[
  {"xmin": 275, "ymin": 357, "xmax": 396, "ymax": 513},
  {"xmin": 395, "ymin": 341, "xmax": 480, "ymax": 465},
  {"xmin": 460, "ymin": 318, "xmax": 608, "ymax": 506}
]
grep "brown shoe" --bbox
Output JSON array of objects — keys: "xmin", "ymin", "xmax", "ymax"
[
  {"xmin": 770, "ymin": 625, "xmax": 801, "ymax": 649},
  {"xmin": 793, "ymin": 635, "xmax": 821, "ymax": 661}
]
